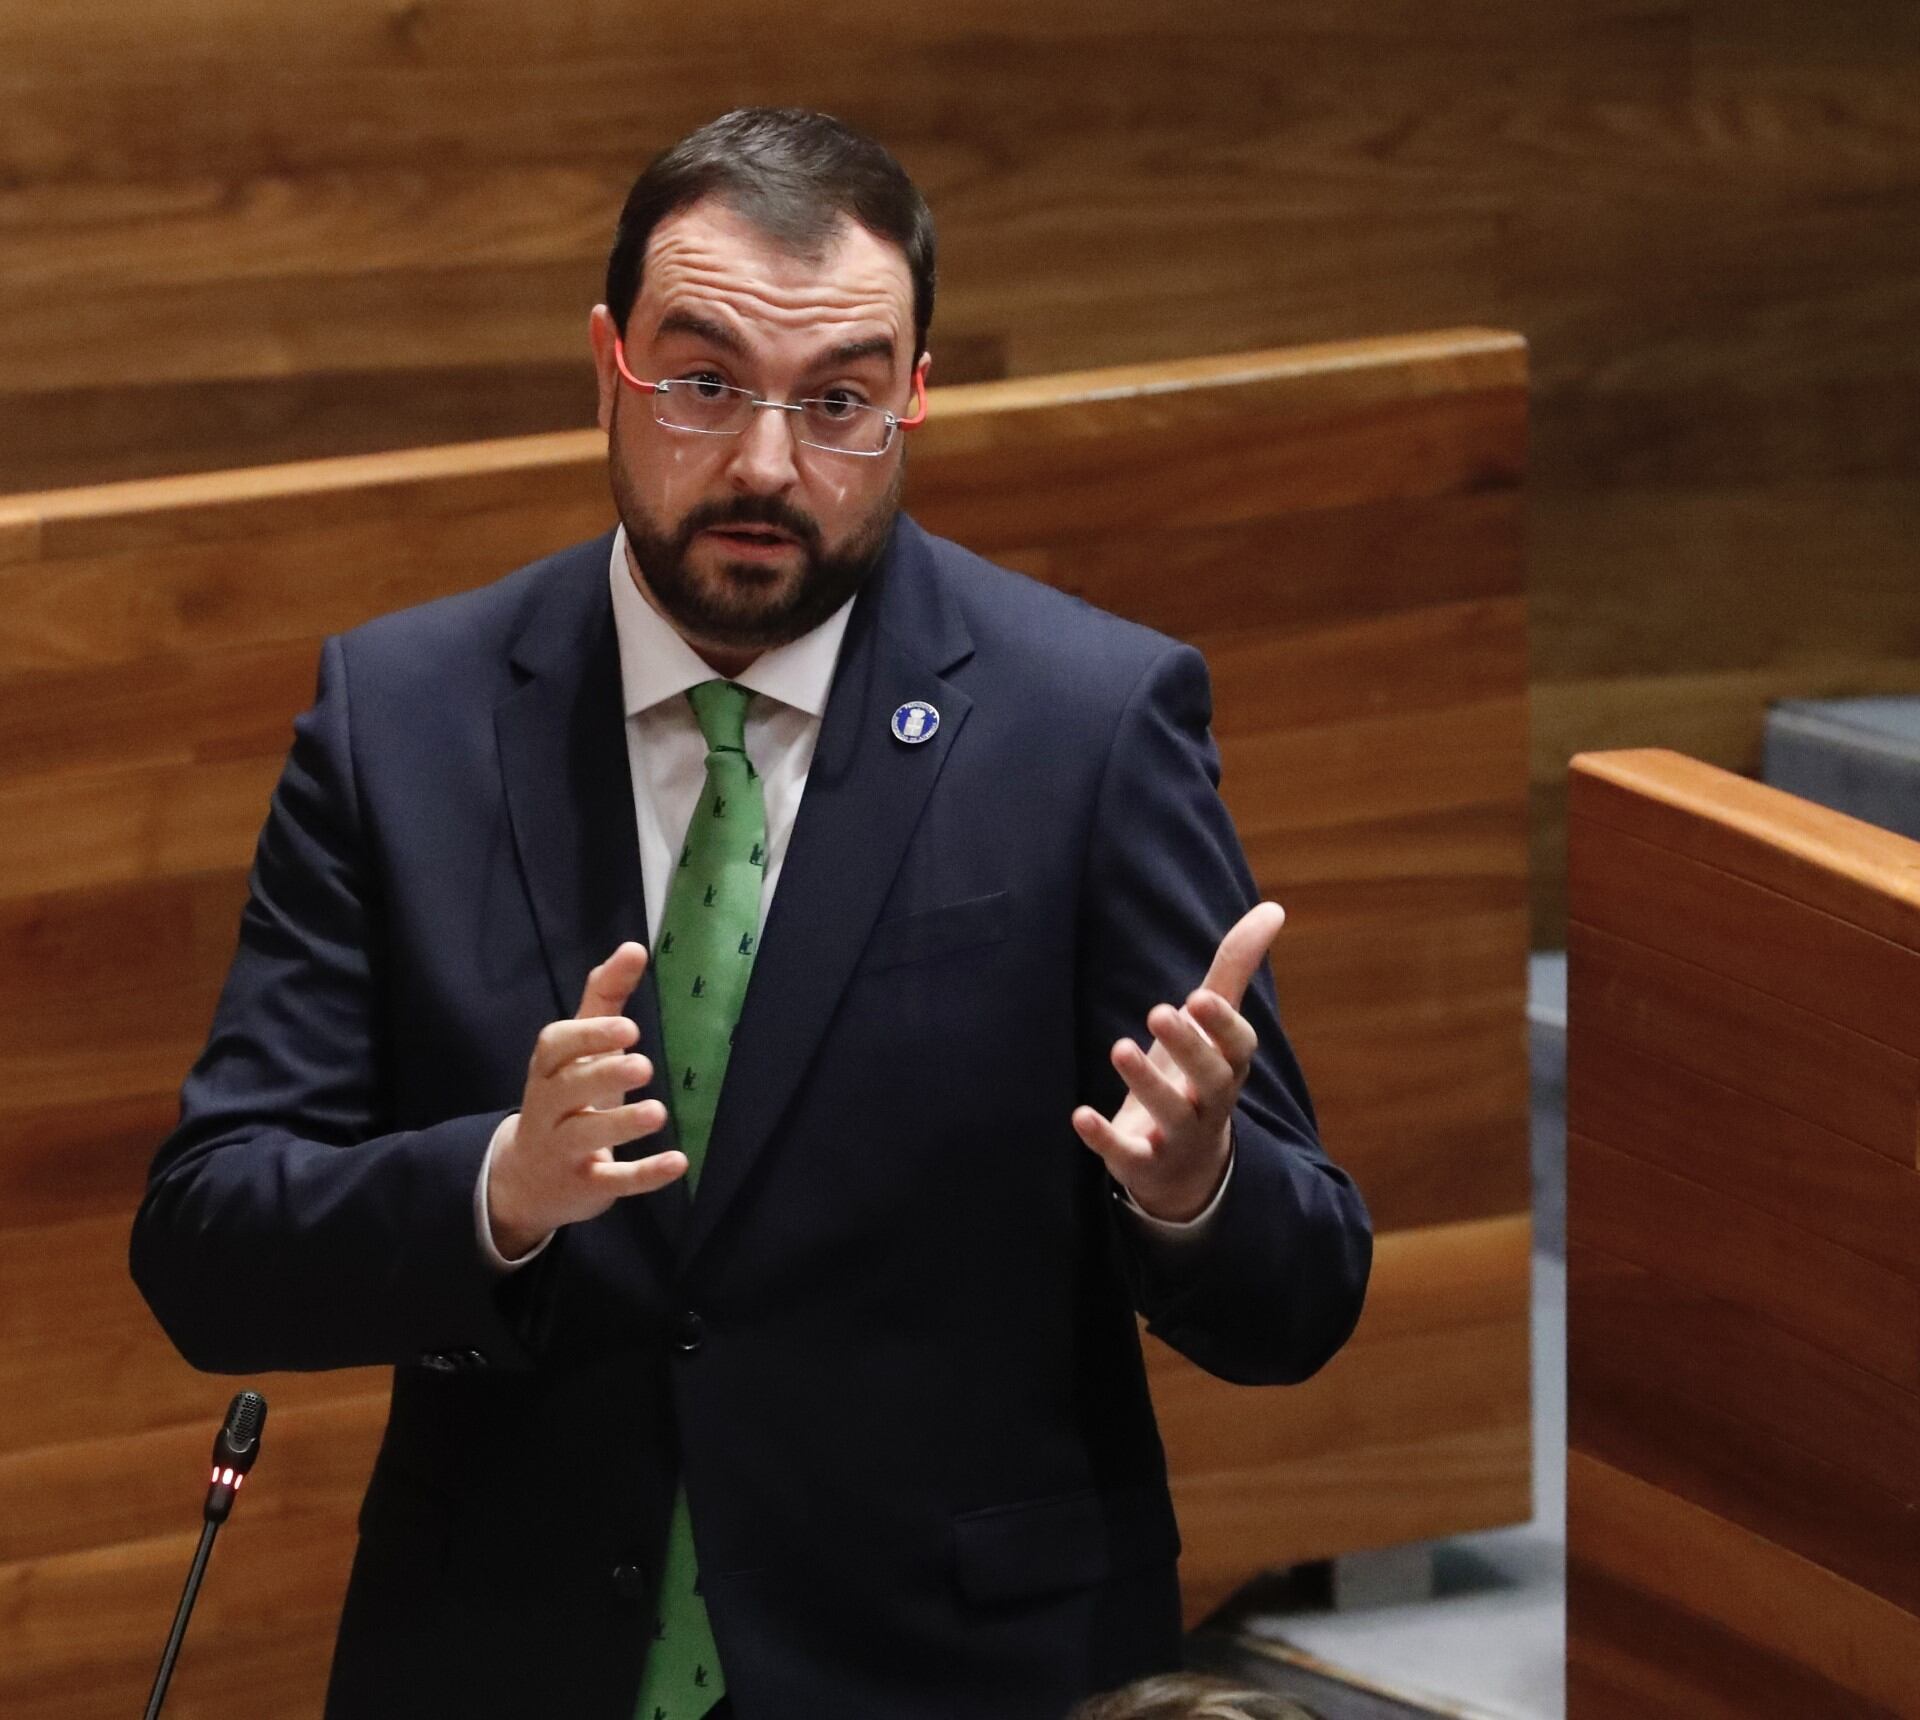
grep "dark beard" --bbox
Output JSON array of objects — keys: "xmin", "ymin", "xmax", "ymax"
[{"xmin": 608, "ymin": 420, "xmax": 901, "ymax": 654}]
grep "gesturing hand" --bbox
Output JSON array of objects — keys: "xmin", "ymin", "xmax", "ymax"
[
  {"xmin": 1072, "ymin": 902, "xmax": 1286, "ymax": 1223},
  {"xmin": 486, "ymin": 941, "xmax": 687, "ymax": 1260}
]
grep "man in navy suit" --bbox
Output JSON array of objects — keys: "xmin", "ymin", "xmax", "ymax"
[{"xmin": 131, "ymin": 109, "xmax": 1371, "ymax": 1720}]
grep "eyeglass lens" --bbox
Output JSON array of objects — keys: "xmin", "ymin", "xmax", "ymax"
[{"xmin": 652, "ymin": 380, "xmax": 894, "ymax": 454}]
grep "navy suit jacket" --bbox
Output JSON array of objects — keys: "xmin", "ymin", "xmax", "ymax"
[{"xmin": 131, "ymin": 515, "xmax": 1371, "ymax": 1720}]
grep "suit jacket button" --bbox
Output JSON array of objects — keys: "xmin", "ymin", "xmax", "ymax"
[
  {"xmin": 458, "ymin": 1349, "xmax": 489, "ymax": 1370},
  {"xmin": 673, "ymin": 1311, "xmax": 704, "ymax": 1354},
  {"xmin": 610, "ymin": 1563, "xmax": 651, "ymax": 1603},
  {"xmin": 417, "ymin": 1352, "xmax": 458, "ymax": 1374}
]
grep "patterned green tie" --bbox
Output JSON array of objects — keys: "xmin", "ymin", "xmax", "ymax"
[{"xmin": 633, "ymin": 680, "xmax": 764, "ymax": 1720}]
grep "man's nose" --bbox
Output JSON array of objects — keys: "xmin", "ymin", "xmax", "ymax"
[{"xmin": 726, "ymin": 403, "xmax": 801, "ymax": 493}]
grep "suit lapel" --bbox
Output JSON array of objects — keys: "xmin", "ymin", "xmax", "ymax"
[
  {"xmin": 494, "ymin": 533, "xmax": 691, "ymax": 1256},
  {"xmin": 680, "ymin": 519, "xmax": 975, "ymax": 1269}
]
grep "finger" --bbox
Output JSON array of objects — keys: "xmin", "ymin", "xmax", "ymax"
[
  {"xmin": 587, "ymin": 1147, "xmax": 689, "ymax": 1198},
  {"xmin": 561, "ymin": 1097, "xmax": 671, "ymax": 1157},
  {"xmin": 576, "ymin": 941, "xmax": 649, "ymax": 1021},
  {"xmin": 1072, "ymin": 1104, "xmax": 1155, "ymax": 1177},
  {"xmin": 530, "ymin": 1014, "xmax": 639, "ymax": 1082},
  {"xmin": 1111, "ymin": 1036, "xmax": 1199, "ymax": 1144},
  {"xmin": 1197, "ymin": 901, "xmax": 1286, "ymax": 1012},
  {"xmin": 1186, "ymin": 989, "xmax": 1257, "ymax": 1083},
  {"xmin": 1146, "ymin": 1003, "xmax": 1236, "ymax": 1113},
  {"xmin": 552, "ymin": 1050, "xmax": 654, "ymax": 1110}
]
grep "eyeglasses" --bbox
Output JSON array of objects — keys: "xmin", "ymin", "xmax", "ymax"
[{"xmin": 613, "ymin": 336, "xmax": 927, "ymax": 458}]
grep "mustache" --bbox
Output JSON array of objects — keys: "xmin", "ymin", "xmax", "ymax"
[{"xmin": 679, "ymin": 496, "xmax": 822, "ymax": 553}]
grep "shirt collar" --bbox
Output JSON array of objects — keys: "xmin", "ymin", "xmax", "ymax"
[{"xmin": 607, "ymin": 523, "xmax": 855, "ymax": 720}]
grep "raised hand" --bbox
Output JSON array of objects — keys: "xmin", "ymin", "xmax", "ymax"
[
  {"xmin": 1072, "ymin": 902, "xmax": 1286, "ymax": 1223},
  {"xmin": 486, "ymin": 941, "xmax": 687, "ymax": 1260}
]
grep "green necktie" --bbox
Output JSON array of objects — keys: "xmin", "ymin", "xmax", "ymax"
[{"xmin": 633, "ymin": 680, "xmax": 764, "ymax": 1720}]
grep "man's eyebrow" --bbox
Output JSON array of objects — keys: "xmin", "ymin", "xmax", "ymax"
[
  {"xmin": 806, "ymin": 335, "xmax": 897, "ymax": 372},
  {"xmin": 655, "ymin": 309, "xmax": 747, "ymax": 355}
]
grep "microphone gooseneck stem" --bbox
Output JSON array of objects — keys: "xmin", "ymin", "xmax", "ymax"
[{"xmin": 142, "ymin": 1519, "xmax": 219, "ymax": 1720}]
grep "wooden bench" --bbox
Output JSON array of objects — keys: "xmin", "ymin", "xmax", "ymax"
[
  {"xmin": 0, "ymin": 329, "xmax": 1532, "ymax": 1712},
  {"xmin": 14, "ymin": 7, "xmax": 1918, "ymax": 959},
  {"xmin": 1566, "ymin": 749, "xmax": 1920, "ymax": 1716}
]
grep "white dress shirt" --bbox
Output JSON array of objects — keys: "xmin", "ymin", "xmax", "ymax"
[{"xmin": 475, "ymin": 527, "xmax": 1227, "ymax": 1267}]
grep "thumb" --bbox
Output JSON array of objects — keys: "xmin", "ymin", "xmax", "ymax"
[
  {"xmin": 577, "ymin": 940, "xmax": 648, "ymax": 1020},
  {"xmin": 1198, "ymin": 901, "xmax": 1286, "ymax": 1010}
]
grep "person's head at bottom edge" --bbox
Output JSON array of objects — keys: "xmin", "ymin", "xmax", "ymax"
[{"xmin": 1068, "ymin": 1669, "xmax": 1325, "ymax": 1720}]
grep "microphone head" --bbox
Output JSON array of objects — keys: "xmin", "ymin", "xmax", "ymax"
[{"xmin": 212, "ymin": 1391, "xmax": 267, "ymax": 1475}]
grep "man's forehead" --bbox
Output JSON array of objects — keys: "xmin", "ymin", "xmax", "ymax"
[{"xmin": 635, "ymin": 199, "xmax": 911, "ymax": 350}]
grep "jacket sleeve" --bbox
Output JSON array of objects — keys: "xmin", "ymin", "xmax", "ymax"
[
  {"xmin": 129, "ymin": 634, "xmax": 543, "ymax": 1375},
  {"xmin": 1075, "ymin": 642, "xmax": 1373, "ymax": 1386}
]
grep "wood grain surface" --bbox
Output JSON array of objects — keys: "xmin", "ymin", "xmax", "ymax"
[
  {"xmin": 1566, "ymin": 748, "xmax": 1920, "ymax": 1717},
  {"xmin": 1154, "ymin": 1212, "xmax": 1533, "ymax": 1623},
  {"xmin": 0, "ymin": 334, "xmax": 1531, "ymax": 1713},
  {"xmin": 4, "ymin": 2, "xmax": 1916, "ymax": 939}
]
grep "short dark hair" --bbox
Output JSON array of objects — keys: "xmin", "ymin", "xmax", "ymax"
[{"xmin": 605, "ymin": 108, "xmax": 936, "ymax": 364}]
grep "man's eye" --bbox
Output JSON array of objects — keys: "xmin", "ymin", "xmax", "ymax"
[
  {"xmin": 813, "ymin": 389, "xmax": 866, "ymax": 420},
  {"xmin": 683, "ymin": 372, "xmax": 732, "ymax": 401}
]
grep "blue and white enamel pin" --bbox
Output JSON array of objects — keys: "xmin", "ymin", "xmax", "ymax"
[{"xmin": 891, "ymin": 701, "xmax": 940, "ymax": 745}]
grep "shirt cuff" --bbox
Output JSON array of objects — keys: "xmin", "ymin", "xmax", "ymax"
[
  {"xmin": 475, "ymin": 1113, "xmax": 554, "ymax": 1273},
  {"xmin": 1117, "ymin": 1135, "xmax": 1236, "ymax": 1247}
]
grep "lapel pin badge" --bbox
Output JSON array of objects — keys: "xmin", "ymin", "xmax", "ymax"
[{"xmin": 891, "ymin": 701, "xmax": 940, "ymax": 746}]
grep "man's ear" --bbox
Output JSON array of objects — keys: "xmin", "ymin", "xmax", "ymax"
[
  {"xmin": 901, "ymin": 351, "xmax": 932, "ymax": 429},
  {"xmin": 588, "ymin": 304, "xmax": 621, "ymax": 435}
]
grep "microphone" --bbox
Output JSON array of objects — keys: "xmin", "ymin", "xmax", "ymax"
[
  {"xmin": 204, "ymin": 1389, "xmax": 267, "ymax": 1524},
  {"xmin": 144, "ymin": 1392, "xmax": 269, "ymax": 1720}
]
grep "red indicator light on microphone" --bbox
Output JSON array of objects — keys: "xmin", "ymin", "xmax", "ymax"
[
  {"xmin": 221, "ymin": 1467, "xmax": 235, "ymax": 1486},
  {"xmin": 233, "ymin": 1473, "xmax": 244, "ymax": 1489}
]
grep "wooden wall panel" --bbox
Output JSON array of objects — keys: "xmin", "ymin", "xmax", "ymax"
[
  {"xmin": 1569, "ymin": 923, "xmax": 1919, "ymax": 1164},
  {"xmin": 1568, "ymin": 1561, "xmax": 1898, "ymax": 1720},
  {"xmin": 1569, "ymin": 1453, "xmax": 1920, "ymax": 1720},
  {"xmin": 1571, "ymin": 1036, "xmax": 1920, "ymax": 1277},
  {"xmin": 1155, "ymin": 1213, "xmax": 1533, "ymax": 1623},
  {"xmin": 1566, "ymin": 748, "xmax": 1920, "ymax": 1716},
  {"xmin": 0, "ymin": 334, "xmax": 1530, "ymax": 1711},
  {"xmin": 4, "ymin": 2, "xmax": 1917, "ymax": 939},
  {"xmin": 1568, "ymin": 1244, "xmax": 1920, "ymax": 1518}
]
